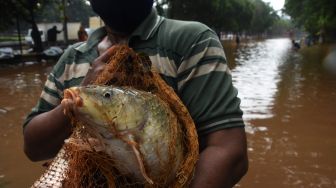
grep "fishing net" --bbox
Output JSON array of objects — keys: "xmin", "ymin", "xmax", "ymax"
[{"xmin": 34, "ymin": 45, "xmax": 199, "ymax": 188}]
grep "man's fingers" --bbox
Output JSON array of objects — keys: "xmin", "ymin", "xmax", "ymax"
[{"xmin": 61, "ymin": 98, "xmax": 79, "ymax": 117}]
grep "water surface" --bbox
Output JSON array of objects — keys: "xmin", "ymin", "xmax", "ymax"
[{"xmin": 224, "ymin": 39, "xmax": 336, "ymax": 188}]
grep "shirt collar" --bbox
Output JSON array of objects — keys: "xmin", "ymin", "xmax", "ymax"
[{"xmin": 130, "ymin": 9, "xmax": 164, "ymax": 40}]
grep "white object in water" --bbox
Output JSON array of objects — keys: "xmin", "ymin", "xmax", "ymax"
[
  {"xmin": 43, "ymin": 46, "xmax": 63, "ymax": 57},
  {"xmin": 0, "ymin": 47, "xmax": 14, "ymax": 59}
]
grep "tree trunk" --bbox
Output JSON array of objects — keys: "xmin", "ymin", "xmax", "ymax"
[
  {"xmin": 62, "ymin": 0, "xmax": 69, "ymax": 45},
  {"xmin": 29, "ymin": 7, "xmax": 43, "ymax": 52}
]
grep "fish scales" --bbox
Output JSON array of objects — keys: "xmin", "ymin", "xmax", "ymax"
[
  {"xmin": 32, "ymin": 85, "xmax": 183, "ymax": 187},
  {"xmin": 75, "ymin": 85, "xmax": 184, "ymax": 184}
]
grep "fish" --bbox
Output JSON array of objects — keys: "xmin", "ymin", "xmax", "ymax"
[
  {"xmin": 32, "ymin": 45, "xmax": 198, "ymax": 187},
  {"xmin": 62, "ymin": 85, "xmax": 183, "ymax": 186}
]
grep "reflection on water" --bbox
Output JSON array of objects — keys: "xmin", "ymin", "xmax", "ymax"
[
  {"xmin": 231, "ymin": 39, "xmax": 291, "ymax": 121},
  {"xmin": 1, "ymin": 39, "xmax": 336, "ymax": 187},
  {"xmin": 0, "ymin": 63, "xmax": 52, "ymax": 187},
  {"xmin": 224, "ymin": 39, "xmax": 336, "ymax": 188}
]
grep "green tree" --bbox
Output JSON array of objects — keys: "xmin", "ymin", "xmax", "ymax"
[
  {"xmin": 36, "ymin": 0, "xmax": 95, "ymax": 26},
  {"xmin": 212, "ymin": 0, "xmax": 254, "ymax": 33},
  {"xmin": 166, "ymin": 0, "xmax": 276, "ymax": 35},
  {"xmin": 0, "ymin": 1, "xmax": 24, "ymax": 31},
  {"xmin": 169, "ymin": 0, "xmax": 216, "ymax": 27},
  {"xmin": 268, "ymin": 17, "xmax": 295, "ymax": 37},
  {"xmin": 285, "ymin": 0, "xmax": 336, "ymax": 40},
  {"xmin": 1, "ymin": 0, "xmax": 95, "ymax": 49},
  {"xmin": 168, "ymin": 0, "xmax": 254, "ymax": 33},
  {"xmin": 0, "ymin": 0, "xmax": 52, "ymax": 51},
  {"xmin": 27, "ymin": 0, "xmax": 47, "ymax": 52},
  {"xmin": 249, "ymin": 0, "xmax": 278, "ymax": 35}
]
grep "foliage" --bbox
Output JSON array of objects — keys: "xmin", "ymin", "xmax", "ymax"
[
  {"xmin": 212, "ymin": 0, "xmax": 254, "ymax": 32},
  {"xmin": 161, "ymin": 0, "xmax": 277, "ymax": 34},
  {"xmin": 169, "ymin": 0, "xmax": 216, "ymax": 27},
  {"xmin": 284, "ymin": 0, "xmax": 336, "ymax": 36},
  {"xmin": 268, "ymin": 17, "xmax": 295, "ymax": 36},
  {"xmin": 0, "ymin": 1, "xmax": 28, "ymax": 30},
  {"xmin": 66, "ymin": 0, "xmax": 95, "ymax": 24},
  {"xmin": 0, "ymin": 0, "xmax": 94, "ymax": 31},
  {"xmin": 36, "ymin": 0, "xmax": 95, "ymax": 25},
  {"xmin": 1, "ymin": 0, "xmax": 284, "ymax": 37},
  {"xmin": 249, "ymin": 0, "xmax": 278, "ymax": 35},
  {"xmin": 0, "ymin": 0, "xmax": 95, "ymax": 51},
  {"xmin": 0, "ymin": 0, "xmax": 49, "ymax": 51}
]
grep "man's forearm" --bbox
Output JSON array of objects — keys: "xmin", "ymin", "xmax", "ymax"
[
  {"xmin": 23, "ymin": 105, "xmax": 72, "ymax": 161},
  {"xmin": 190, "ymin": 146, "xmax": 248, "ymax": 188},
  {"xmin": 189, "ymin": 128, "xmax": 248, "ymax": 188},
  {"xmin": 23, "ymin": 45, "xmax": 117, "ymax": 162}
]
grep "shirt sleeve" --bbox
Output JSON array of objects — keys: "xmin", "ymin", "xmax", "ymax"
[
  {"xmin": 177, "ymin": 30, "xmax": 245, "ymax": 136},
  {"xmin": 22, "ymin": 47, "xmax": 74, "ymax": 129}
]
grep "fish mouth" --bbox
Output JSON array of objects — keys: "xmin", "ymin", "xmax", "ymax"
[{"xmin": 61, "ymin": 87, "xmax": 83, "ymax": 115}]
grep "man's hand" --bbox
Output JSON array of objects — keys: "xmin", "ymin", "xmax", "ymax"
[
  {"xmin": 24, "ymin": 37, "xmax": 117, "ymax": 161},
  {"xmin": 81, "ymin": 29, "xmax": 129, "ymax": 85},
  {"xmin": 81, "ymin": 38, "xmax": 116, "ymax": 86},
  {"xmin": 190, "ymin": 127, "xmax": 248, "ymax": 188}
]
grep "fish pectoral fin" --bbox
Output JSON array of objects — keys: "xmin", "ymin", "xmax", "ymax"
[
  {"xmin": 65, "ymin": 138, "xmax": 92, "ymax": 151},
  {"xmin": 64, "ymin": 138, "xmax": 104, "ymax": 152},
  {"xmin": 126, "ymin": 134, "xmax": 154, "ymax": 185}
]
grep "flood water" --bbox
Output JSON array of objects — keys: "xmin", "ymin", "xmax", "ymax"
[{"xmin": 0, "ymin": 38, "xmax": 336, "ymax": 187}]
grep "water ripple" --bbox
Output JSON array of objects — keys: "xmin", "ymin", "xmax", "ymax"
[{"xmin": 231, "ymin": 39, "xmax": 292, "ymax": 120}]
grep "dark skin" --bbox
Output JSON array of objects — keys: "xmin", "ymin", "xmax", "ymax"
[
  {"xmin": 24, "ymin": 46, "xmax": 115, "ymax": 161},
  {"xmin": 24, "ymin": 30, "xmax": 248, "ymax": 187},
  {"xmin": 191, "ymin": 128, "xmax": 248, "ymax": 188}
]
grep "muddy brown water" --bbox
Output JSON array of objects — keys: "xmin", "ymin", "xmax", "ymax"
[{"xmin": 0, "ymin": 38, "xmax": 335, "ymax": 187}]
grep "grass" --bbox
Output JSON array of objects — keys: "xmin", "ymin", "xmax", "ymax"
[{"xmin": 0, "ymin": 36, "xmax": 25, "ymax": 42}]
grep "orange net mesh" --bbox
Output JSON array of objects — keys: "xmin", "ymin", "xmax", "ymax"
[{"xmin": 63, "ymin": 45, "xmax": 199, "ymax": 187}]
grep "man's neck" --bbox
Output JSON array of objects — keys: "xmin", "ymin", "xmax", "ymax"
[{"xmin": 105, "ymin": 27, "xmax": 129, "ymax": 45}]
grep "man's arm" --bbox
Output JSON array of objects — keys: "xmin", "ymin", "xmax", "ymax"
[
  {"xmin": 173, "ymin": 27, "xmax": 248, "ymax": 187},
  {"xmin": 23, "ymin": 45, "xmax": 115, "ymax": 161},
  {"xmin": 24, "ymin": 105, "xmax": 72, "ymax": 161},
  {"xmin": 190, "ymin": 127, "xmax": 248, "ymax": 188}
]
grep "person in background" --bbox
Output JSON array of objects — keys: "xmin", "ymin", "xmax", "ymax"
[
  {"xmin": 292, "ymin": 39, "xmax": 301, "ymax": 50},
  {"xmin": 78, "ymin": 24, "xmax": 88, "ymax": 42},
  {"xmin": 30, "ymin": 24, "xmax": 43, "ymax": 52},
  {"xmin": 47, "ymin": 26, "xmax": 62, "ymax": 46},
  {"xmin": 23, "ymin": 0, "xmax": 248, "ymax": 187},
  {"xmin": 236, "ymin": 34, "xmax": 241, "ymax": 45}
]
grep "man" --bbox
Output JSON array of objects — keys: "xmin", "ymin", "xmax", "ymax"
[
  {"xmin": 47, "ymin": 26, "xmax": 62, "ymax": 46},
  {"xmin": 23, "ymin": 0, "xmax": 248, "ymax": 187},
  {"xmin": 30, "ymin": 24, "xmax": 43, "ymax": 52}
]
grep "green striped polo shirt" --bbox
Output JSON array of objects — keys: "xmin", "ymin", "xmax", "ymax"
[{"xmin": 24, "ymin": 9, "xmax": 245, "ymax": 136}]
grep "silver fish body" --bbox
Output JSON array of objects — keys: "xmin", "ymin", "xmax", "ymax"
[
  {"xmin": 33, "ymin": 85, "xmax": 184, "ymax": 187},
  {"xmin": 75, "ymin": 85, "xmax": 183, "ymax": 184}
]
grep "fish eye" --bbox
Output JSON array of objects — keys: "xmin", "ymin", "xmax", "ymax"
[{"xmin": 103, "ymin": 91, "xmax": 113, "ymax": 98}]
